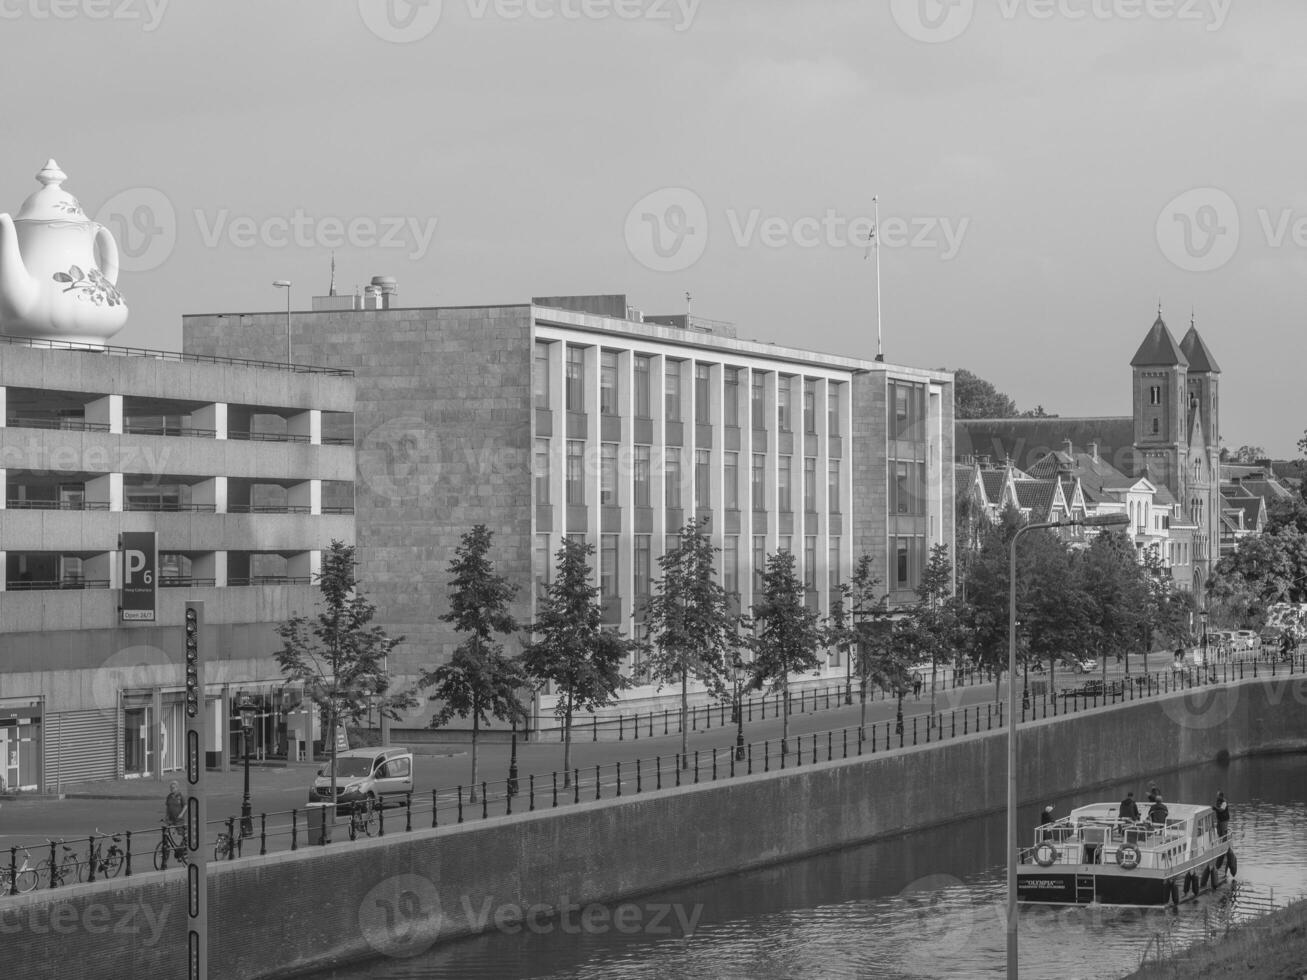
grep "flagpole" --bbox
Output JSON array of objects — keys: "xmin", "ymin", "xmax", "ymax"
[{"xmin": 873, "ymin": 195, "xmax": 884, "ymax": 362}]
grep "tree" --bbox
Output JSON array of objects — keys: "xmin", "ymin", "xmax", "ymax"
[
  {"xmin": 420, "ymin": 525, "xmax": 526, "ymax": 802},
  {"xmin": 951, "ymin": 368, "xmax": 1019, "ymax": 419},
  {"xmin": 521, "ymin": 539, "xmax": 634, "ymax": 786},
  {"xmin": 1077, "ymin": 530, "xmax": 1147, "ymax": 675},
  {"xmin": 910, "ymin": 543, "xmax": 956, "ymax": 713},
  {"xmin": 834, "ymin": 554, "xmax": 895, "ymax": 737},
  {"xmin": 749, "ymin": 549, "xmax": 824, "ymax": 754},
  {"xmin": 275, "ymin": 541, "xmax": 413, "ymax": 821},
  {"xmin": 639, "ymin": 518, "xmax": 745, "ymax": 768}
]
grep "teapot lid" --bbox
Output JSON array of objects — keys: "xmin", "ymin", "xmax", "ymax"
[{"xmin": 15, "ymin": 159, "xmax": 87, "ymax": 222}]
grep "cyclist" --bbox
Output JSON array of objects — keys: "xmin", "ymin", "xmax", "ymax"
[{"xmin": 164, "ymin": 780, "xmax": 187, "ymax": 859}]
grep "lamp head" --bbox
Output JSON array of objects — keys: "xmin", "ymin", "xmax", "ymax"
[
  {"xmin": 1078, "ymin": 512, "xmax": 1131, "ymax": 528},
  {"xmin": 272, "ymin": 280, "xmax": 291, "ymax": 289}
]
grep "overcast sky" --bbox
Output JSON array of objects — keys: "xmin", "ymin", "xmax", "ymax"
[{"xmin": 5, "ymin": 0, "xmax": 1303, "ymax": 456}]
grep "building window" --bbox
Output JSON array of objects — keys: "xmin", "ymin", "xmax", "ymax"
[
  {"xmin": 534, "ymin": 438, "xmax": 550, "ymax": 506},
  {"xmin": 753, "ymin": 535, "xmax": 766, "ymax": 591},
  {"xmin": 566, "ymin": 347, "xmax": 586, "ymax": 412},
  {"xmin": 534, "ymin": 533, "xmax": 551, "ymax": 597},
  {"xmin": 778, "ymin": 535, "xmax": 791, "ymax": 553},
  {"xmin": 804, "ymin": 457, "xmax": 817, "ymax": 512},
  {"xmin": 695, "ymin": 449, "xmax": 711, "ymax": 509},
  {"xmin": 665, "ymin": 363, "xmax": 682, "ymax": 421},
  {"xmin": 893, "ymin": 536, "xmax": 925, "ymax": 590},
  {"xmin": 601, "ymin": 534, "xmax": 619, "ymax": 599},
  {"xmin": 804, "ymin": 382, "xmax": 816, "ymax": 434},
  {"xmin": 600, "ymin": 351, "xmax": 619, "ymax": 415},
  {"xmin": 804, "ymin": 536, "xmax": 817, "ymax": 591},
  {"xmin": 1150, "ymin": 385, "xmax": 1161, "ymax": 406},
  {"xmin": 601, "ymin": 443, "xmax": 618, "ymax": 506},
  {"xmin": 752, "ymin": 453, "xmax": 766, "ymax": 510},
  {"xmin": 695, "ymin": 364, "xmax": 712, "ymax": 424},
  {"xmin": 723, "ymin": 368, "xmax": 740, "ymax": 427},
  {"xmin": 666, "ymin": 534, "xmax": 680, "ymax": 556},
  {"xmin": 533, "ymin": 342, "xmax": 550, "ymax": 409},
  {"xmin": 566, "ymin": 441, "xmax": 585, "ymax": 505},
  {"xmin": 828, "ymin": 384, "xmax": 840, "ymax": 436},
  {"xmin": 895, "ymin": 462, "xmax": 910, "ymax": 514},
  {"xmin": 890, "ymin": 380, "xmax": 926, "ymax": 439},
  {"xmin": 665, "ymin": 448, "xmax": 682, "ymax": 508},
  {"xmin": 634, "ymin": 445, "xmax": 651, "ymax": 507},
  {"xmin": 829, "ymin": 538, "xmax": 841, "ymax": 591},
  {"xmin": 634, "ymin": 535, "xmax": 651, "ymax": 597},
  {"xmin": 896, "ymin": 539, "xmax": 910, "ymax": 588},
  {"xmin": 724, "ymin": 535, "xmax": 739, "ymax": 595},
  {"xmin": 634, "ymin": 355, "xmax": 652, "ymax": 418},
  {"xmin": 777, "ymin": 376, "xmax": 793, "ymax": 432},
  {"xmin": 778, "ymin": 456, "xmax": 792, "ymax": 512},
  {"xmin": 724, "ymin": 452, "xmax": 739, "ymax": 510},
  {"xmin": 1152, "ymin": 418, "xmax": 1159, "ymax": 434},
  {"xmin": 829, "ymin": 459, "xmax": 840, "ymax": 513},
  {"xmin": 751, "ymin": 371, "xmax": 766, "ymax": 428}
]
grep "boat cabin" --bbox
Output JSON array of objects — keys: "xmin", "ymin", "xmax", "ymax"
[{"xmin": 1029, "ymin": 802, "xmax": 1221, "ymax": 871}]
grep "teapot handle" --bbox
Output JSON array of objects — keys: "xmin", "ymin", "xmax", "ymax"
[{"xmin": 95, "ymin": 223, "xmax": 121, "ymax": 285}]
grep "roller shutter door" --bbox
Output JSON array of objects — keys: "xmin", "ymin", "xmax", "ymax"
[{"xmin": 46, "ymin": 710, "xmax": 117, "ymax": 784}]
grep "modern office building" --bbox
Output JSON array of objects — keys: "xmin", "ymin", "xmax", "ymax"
[
  {"xmin": 184, "ymin": 292, "xmax": 954, "ymax": 723},
  {"xmin": 0, "ymin": 338, "xmax": 355, "ymax": 788}
]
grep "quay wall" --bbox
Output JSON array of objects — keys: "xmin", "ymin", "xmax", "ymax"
[{"xmin": 12, "ymin": 674, "xmax": 1307, "ymax": 979}]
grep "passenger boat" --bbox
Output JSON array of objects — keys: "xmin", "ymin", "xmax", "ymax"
[{"xmin": 1017, "ymin": 801, "xmax": 1235, "ymax": 906}]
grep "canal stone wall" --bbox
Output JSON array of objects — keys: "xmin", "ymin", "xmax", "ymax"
[{"xmin": 14, "ymin": 674, "xmax": 1307, "ymax": 979}]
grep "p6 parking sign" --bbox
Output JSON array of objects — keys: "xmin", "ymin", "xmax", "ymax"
[{"xmin": 120, "ymin": 531, "xmax": 156, "ymax": 622}]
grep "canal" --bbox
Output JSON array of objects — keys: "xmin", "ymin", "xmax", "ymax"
[{"xmin": 307, "ymin": 753, "xmax": 1307, "ymax": 980}]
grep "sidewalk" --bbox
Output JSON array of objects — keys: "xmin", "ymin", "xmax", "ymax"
[{"xmin": 52, "ymin": 760, "xmax": 325, "ymax": 800}]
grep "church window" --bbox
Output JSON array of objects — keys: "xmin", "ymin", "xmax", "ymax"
[
  {"xmin": 1149, "ymin": 386, "xmax": 1161, "ymax": 405},
  {"xmin": 1151, "ymin": 418, "xmax": 1159, "ymax": 434}
]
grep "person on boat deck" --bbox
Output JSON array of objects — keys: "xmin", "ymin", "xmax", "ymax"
[
  {"xmin": 1148, "ymin": 795, "xmax": 1169, "ymax": 825},
  {"xmin": 1119, "ymin": 791, "xmax": 1140, "ymax": 822},
  {"xmin": 1214, "ymin": 791, "xmax": 1230, "ymax": 838},
  {"xmin": 1038, "ymin": 805, "xmax": 1055, "ymax": 834},
  {"xmin": 1146, "ymin": 784, "xmax": 1160, "ymax": 804}
]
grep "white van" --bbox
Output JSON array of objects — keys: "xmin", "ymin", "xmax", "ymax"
[{"xmin": 308, "ymin": 746, "xmax": 414, "ymax": 804}]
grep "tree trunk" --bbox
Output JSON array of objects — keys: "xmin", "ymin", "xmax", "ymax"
[
  {"xmin": 327, "ymin": 699, "xmax": 338, "ymax": 836},
  {"xmin": 781, "ymin": 660, "xmax": 789, "ymax": 754},
  {"xmin": 680, "ymin": 666, "xmax": 689, "ymax": 769},
  {"xmin": 562, "ymin": 688, "xmax": 573, "ymax": 788},
  {"xmin": 859, "ymin": 675, "xmax": 868, "ymax": 737},
  {"xmin": 930, "ymin": 655, "xmax": 938, "ymax": 715},
  {"xmin": 469, "ymin": 704, "xmax": 480, "ymax": 804}
]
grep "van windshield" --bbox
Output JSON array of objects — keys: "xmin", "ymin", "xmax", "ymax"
[{"xmin": 331, "ymin": 758, "xmax": 374, "ymax": 778}]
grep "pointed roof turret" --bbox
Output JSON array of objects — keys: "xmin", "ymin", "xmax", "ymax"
[
  {"xmin": 1179, "ymin": 319, "xmax": 1221, "ymax": 374},
  {"xmin": 1130, "ymin": 313, "xmax": 1188, "ymax": 368}
]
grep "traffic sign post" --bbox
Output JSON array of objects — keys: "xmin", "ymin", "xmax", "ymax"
[{"xmin": 184, "ymin": 601, "xmax": 208, "ymax": 980}]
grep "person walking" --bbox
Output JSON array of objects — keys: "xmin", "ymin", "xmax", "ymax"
[
  {"xmin": 1214, "ymin": 790, "xmax": 1231, "ymax": 839},
  {"xmin": 1119, "ymin": 791, "xmax": 1140, "ymax": 822}
]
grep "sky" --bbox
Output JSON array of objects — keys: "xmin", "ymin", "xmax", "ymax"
[{"xmin": 3, "ymin": 0, "xmax": 1305, "ymax": 457}]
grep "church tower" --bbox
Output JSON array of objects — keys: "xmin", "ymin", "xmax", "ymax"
[
  {"xmin": 1131, "ymin": 311, "xmax": 1189, "ymax": 500},
  {"xmin": 1179, "ymin": 318, "xmax": 1222, "ymax": 597}
]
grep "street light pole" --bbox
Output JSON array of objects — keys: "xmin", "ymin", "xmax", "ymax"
[
  {"xmin": 238, "ymin": 695, "xmax": 256, "ymax": 839},
  {"xmin": 272, "ymin": 280, "xmax": 292, "ymax": 364},
  {"xmin": 1006, "ymin": 510, "xmax": 1129, "ymax": 978},
  {"xmin": 1201, "ymin": 609, "xmax": 1209, "ymax": 668}
]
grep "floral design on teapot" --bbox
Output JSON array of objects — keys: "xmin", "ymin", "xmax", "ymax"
[{"xmin": 53, "ymin": 265, "xmax": 123, "ymax": 307}]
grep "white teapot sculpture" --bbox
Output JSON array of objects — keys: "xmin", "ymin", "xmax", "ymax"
[{"xmin": 0, "ymin": 159, "xmax": 128, "ymax": 345}]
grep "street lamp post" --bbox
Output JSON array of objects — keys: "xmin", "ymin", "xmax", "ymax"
[
  {"xmin": 732, "ymin": 659, "xmax": 746, "ymax": 761},
  {"xmin": 507, "ymin": 717, "xmax": 520, "ymax": 798},
  {"xmin": 272, "ymin": 280, "xmax": 292, "ymax": 364},
  {"xmin": 1200, "ymin": 609, "xmax": 1209, "ymax": 667},
  {"xmin": 1006, "ymin": 511, "xmax": 1129, "ymax": 978},
  {"xmin": 238, "ymin": 694, "xmax": 256, "ymax": 839}
]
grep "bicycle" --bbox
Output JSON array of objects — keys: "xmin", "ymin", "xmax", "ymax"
[
  {"xmin": 38, "ymin": 840, "xmax": 81, "ymax": 888},
  {"xmin": 213, "ymin": 830, "xmax": 241, "ymax": 861},
  {"xmin": 0, "ymin": 848, "xmax": 38, "ymax": 895},
  {"xmin": 154, "ymin": 823, "xmax": 190, "ymax": 870},
  {"xmin": 347, "ymin": 797, "xmax": 378, "ymax": 841},
  {"xmin": 79, "ymin": 829, "xmax": 124, "ymax": 882}
]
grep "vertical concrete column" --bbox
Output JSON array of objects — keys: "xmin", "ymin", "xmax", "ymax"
[
  {"xmin": 86, "ymin": 472, "xmax": 123, "ymax": 510},
  {"xmin": 585, "ymin": 344, "xmax": 600, "ymax": 580},
  {"xmin": 813, "ymin": 377, "xmax": 830, "ymax": 628},
  {"xmin": 288, "ymin": 410, "xmax": 320, "ymax": 445},
  {"xmin": 191, "ymin": 403, "xmax": 227, "ymax": 440},
  {"xmin": 651, "ymin": 354, "xmax": 667, "ymax": 561},
  {"xmin": 0, "ymin": 551, "xmax": 6, "ymax": 590},
  {"xmin": 740, "ymin": 377, "xmax": 754, "ymax": 615},
  {"xmin": 0, "ymin": 385, "xmax": 6, "ymax": 425},
  {"xmin": 220, "ymin": 686, "xmax": 232, "ymax": 772},
  {"xmin": 288, "ymin": 480, "xmax": 320, "ymax": 514},
  {"xmin": 152, "ymin": 687, "xmax": 164, "ymax": 781},
  {"xmin": 192, "ymin": 477, "xmax": 227, "ymax": 513},
  {"xmin": 85, "ymin": 394, "xmax": 122, "ymax": 433},
  {"xmin": 928, "ymin": 385, "xmax": 944, "ymax": 551},
  {"xmin": 618, "ymin": 349, "xmax": 634, "ymax": 641},
  {"xmin": 764, "ymin": 369, "xmax": 779, "ymax": 551}
]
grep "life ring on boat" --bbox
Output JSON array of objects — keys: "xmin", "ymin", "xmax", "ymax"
[
  {"xmin": 1227, "ymin": 849, "xmax": 1237, "ymax": 877},
  {"xmin": 1116, "ymin": 844, "xmax": 1140, "ymax": 870},
  {"xmin": 1200, "ymin": 865, "xmax": 1212, "ymax": 890},
  {"xmin": 1184, "ymin": 871, "xmax": 1197, "ymax": 896},
  {"xmin": 1034, "ymin": 843, "xmax": 1057, "ymax": 867}
]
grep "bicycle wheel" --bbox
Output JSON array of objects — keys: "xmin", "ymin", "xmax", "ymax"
[
  {"xmin": 36, "ymin": 858, "xmax": 60, "ymax": 888},
  {"xmin": 14, "ymin": 868, "xmax": 38, "ymax": 893},
  {"xmin": 362, "ymin": 805, "xmax": 378, "ymax": 838},
  {"xmin": 103, "ymin": 848, "xmax": 124, "ymax": 879},
  {"xmin": 60, "ymin": 853, "xmax": 80, "ymax": 884}
]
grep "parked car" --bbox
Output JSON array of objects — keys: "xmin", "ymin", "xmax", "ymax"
[
  {"xmin": 1061, "ymin": 654, "xmax": 1097, "ymax": 674},
  {"xmin": 308, "ymin": 746, "xmax": 414, "ymax": 805}
]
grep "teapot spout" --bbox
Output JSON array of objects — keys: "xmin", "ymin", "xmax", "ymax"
[{"xmin": 0, "ymin": 213, "xmax": 38, "ymax": 329}]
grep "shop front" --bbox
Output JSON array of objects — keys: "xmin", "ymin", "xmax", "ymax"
[{"xmin": 0, "ymin": 699, "xmax": 42, "ymax": 792}]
